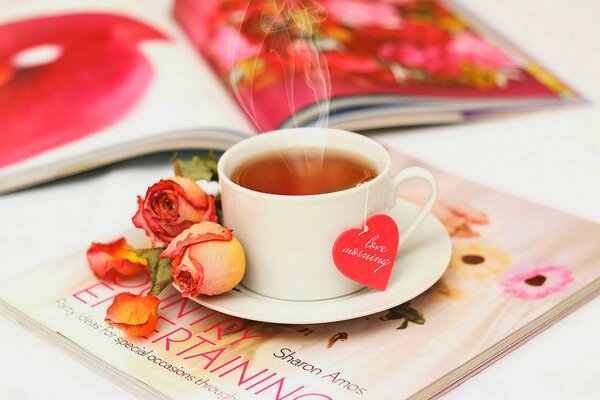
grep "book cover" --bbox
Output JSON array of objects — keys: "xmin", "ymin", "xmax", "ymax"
[
  {"xmin": 0, "ymin": 0, "xmax": 252, "ymax": 188},
  {"xmin": 1, "ymin": 148, "xmax": 598, "ymax": 399},
  {"xmin": 176, "ymin": 0, "xmax": 580, "ymax": 130},
  {"xmin": 0, "ymin": 0, "xmax": 581, "ymax": 193}
]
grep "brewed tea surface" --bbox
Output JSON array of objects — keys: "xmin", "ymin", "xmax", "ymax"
[{"xmin": 232, "ymin": 149, "xmax": 377, "ymax": 195}]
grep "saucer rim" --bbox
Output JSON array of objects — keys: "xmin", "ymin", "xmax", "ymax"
[{"xmin": 179, "ymin": 200, "xmax": 452, "ymax": 324}]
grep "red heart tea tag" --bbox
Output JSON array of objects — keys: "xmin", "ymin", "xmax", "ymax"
[{"xmin": 332, "ymin": 214, "xmax": 399, "ymax": 290}]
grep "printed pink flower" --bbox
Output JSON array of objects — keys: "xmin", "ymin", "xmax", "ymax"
[
  {"xmin": 448, "ymin": 33, "xmax": 517, "ymax": 70},
  {"xmin": 400, "ymin": 192, "xmax": 488, "ymax": 237},
  {"xmin": 206, "ymin": 26, "xmax": 262, "ymax": 69},
  {"xmin": 378, "ymin": 42, "xmax": 461, "ymax": 77},
  {"xmin": 325, "ymin": 0, "xmax": 402, "ymax": 29},
  {"xmin": 502, "ymin": 265, "xmax": 574, "ymax": 300},
  {"xmin": 396, "ymin": 20, "xmax": 452, "ymax": 48},
  {"xmin": 324, "ymin": 52, "xmax": 382, "ymax": 74}
]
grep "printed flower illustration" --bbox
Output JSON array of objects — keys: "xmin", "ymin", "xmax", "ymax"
[
  {"xmin": 132, "ymin": 176, "xmax": 218, "ymax": 247},
  {"xmin": 325, "ymin": 0, "xmax": 403, "ymax": 29},
  {"xmin": 195, "ymin": 0, "xmax": 524, "ymax": 92},
  {"xmin": 400, "ymin": 192, "xmax": 488, "ymax": 237},
  {"xmin": 206, "ymin": 26, "xmax": 262, "ymax": 69},
  {"xmin": 378, "ymin": 20, "xmax": 459, "ymax": 77},
  {"xmin": 170, "ymin": 0, "xmax": 563, "ymax": 130},
  {"xmin": 436, "ymin": 200, "xmax": 488, "ymax": 238},
  {"xmin": 105, "ymin": 293, "xmax": 160, "ymax": 336},
  {"xmin": 449, "ymin": 242, "xmax": 511, "ymax": 280},
  {"xmin": 424, "ymin": 278, "xmax": 464, "ymax": 301},
  {"xmin": 86, "ymin": 237, "xmax": 147, "ymax": 278},
  {"xmin": 448, "ymin": 33, "xmax": 517, "ymax": 70},
  {"xmin": 502, "ymin": 265, "xmax": 574, "ymax": 300}
]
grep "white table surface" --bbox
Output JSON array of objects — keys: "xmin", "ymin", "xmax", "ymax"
[{"xmin": 0, "ymin": 0, "xmax": 598, "ymax": 399}]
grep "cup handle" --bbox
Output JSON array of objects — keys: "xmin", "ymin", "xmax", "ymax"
[{"xmin": 388, "ymin": 167, "xmax": 438, "ymax": 252}]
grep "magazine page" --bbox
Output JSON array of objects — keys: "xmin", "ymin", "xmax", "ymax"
[
  {"xmin": 0, "ymin": 149, "xmax": 598, "ymax": 400},
  {"xmin": 175, "ymin": 0, "xmax": 579, "ymax": 131},
  {"xmin": 0, "ymin": 0, "xmax": 254, "ymax": 184}
]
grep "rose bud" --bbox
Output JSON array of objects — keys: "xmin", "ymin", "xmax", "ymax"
[
  {"xmin": 86, "ymin": 237, "xmax": 147, "ymax": 278},
  {"xmin": 161, "ymin": 222, "xmax": 245, "ymax": 297},
  {"xmin": 105, "ymin": 293, "xmax": 160, "ymax": 336},
  {"xmin": 132, "ymin": 176, "xmax": 218, "ymax": 247}
]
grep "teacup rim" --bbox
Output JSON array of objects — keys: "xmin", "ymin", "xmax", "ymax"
[{"xmin": 217, "ymin": 127, "xmax": 391, "ymax": 202}]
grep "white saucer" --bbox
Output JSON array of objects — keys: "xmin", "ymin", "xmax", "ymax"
[{"xmin": 186, "ymin": 200, "xmax": 452, "ymax": 324}]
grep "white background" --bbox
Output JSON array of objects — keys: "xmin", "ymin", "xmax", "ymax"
[{"xmin": 0, "ymin": 0, "xmax": 599, "ymax": 399}]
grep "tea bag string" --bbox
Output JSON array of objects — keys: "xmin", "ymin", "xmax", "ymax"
[{"xmin": 357, "ymin": 182, "xmax": 369, "ymax": 236}]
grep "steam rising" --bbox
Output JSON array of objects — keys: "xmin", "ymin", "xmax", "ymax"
[{"xmin": 227, "ymin": 0, "xmax": 332, "ymax": 132}]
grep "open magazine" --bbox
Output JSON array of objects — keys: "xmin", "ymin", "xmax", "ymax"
[
  {"xmin": 0, "ymin": 0, "xmax": 580, "ymax": 193},
  {"xmin": 0, "ymin": 148, "xmax": 598, "ymax": 399}
]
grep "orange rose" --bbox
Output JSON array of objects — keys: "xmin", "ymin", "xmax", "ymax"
[
  {"xmin": 86, "ymin": 237, "xmax": 147, "ymax": 278},
  {"xmin": 132, "ymin": 176, "xmax": 218, "ymax": 246},
  {"xmin": 105, "ymin": 293, "xmax": 160, "ymax": 336},
  {"xmin": 161, "ymin": 222, "xmax": 245, "ymax": 297}
]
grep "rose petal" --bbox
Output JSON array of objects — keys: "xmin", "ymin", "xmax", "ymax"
[
  {"xmin": 185, "ymin": 234, "xmax": 246, "ymax": 296},
  {"xmin": 173, "ymin": 260, "xmax": 204, "ymax": 297},
  {"xmin": 202, "ymin": 195, "xmax": 219, "ymax": 223},
  {"xmin": 160, "ymin": 222, "xmax": 232, "ymax": 260},
  {"xmin": 170, "ymin": 176, "xmax": 208, "ymax": 209},
  {"xmin": 86, "ymin": 237, "xmax": 147, "ymax": 278},
  {"xmin": 105, "ymin": 293, "xmax": 160, "ymax": 336}
]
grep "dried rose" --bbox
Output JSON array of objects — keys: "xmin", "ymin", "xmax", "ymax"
[
  {"xmin": 161, "ymin": 222, "xmax": 245, "ymax": 297},
  {"xmin": 105, "ymin": 293, "xmax": 160, "ymax": 336},
  {"xmin": 86, "ymin": 237, "xmax": 147, "ymax": 278},
  {"xmin": 132, "ymin": 176, "xmax": 217, "ymax": 246}
]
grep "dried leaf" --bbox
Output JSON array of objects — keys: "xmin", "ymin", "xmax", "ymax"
[
  {"xmin": 381, "ymin": 301, "xmax": 426, "ymax": 328},
  {"xmin": 134, "ymin": 248, "xmax": 173, "ymax": 297},
  {"xmin": 172, "ymin": 152, "xmax": 219, "ymax": 181},
  {"xmin": 327, "ymin": 332, "xmax": 348, "ymax": 348}
]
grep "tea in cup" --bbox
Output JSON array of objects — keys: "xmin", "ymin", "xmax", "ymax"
[{"xmin": 218, "ymin": 128, "xmax": 437, "ymax": 301}]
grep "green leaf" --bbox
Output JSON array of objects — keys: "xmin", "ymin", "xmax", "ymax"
[
  {"xmin": 382, "ymin": 301, "xmax": 426, "ymax": 326},
  {"xmin": 133, "ymin": 248, "xmax": 173, "ymax": 297},
  {"xmin": 172, "ymin": 152, "xmax": 220, "ymax": 181},
  {"xmin": 397, "ymin": 303, "xmax": 425, "ymax": 325},
  {"xmin": 397, "ymin": 319, "xmax": 409, "ymax": 330},
  {"xmin": 408, "ymin": 312, "xmax": 425, "ymax": 325},
  {"xmin": 148, "ymin": 258, "xmax": 174, "ymax": 297}
]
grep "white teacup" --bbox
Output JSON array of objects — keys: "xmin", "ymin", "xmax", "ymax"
[{"xmin": 218, "ymin": 128, "xmax": 437, "ymax": 301}]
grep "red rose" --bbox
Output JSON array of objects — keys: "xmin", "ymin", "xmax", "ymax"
[
  {"xmin": 160, "ymin": 222, "xmax": 246, "ymax": 297},
  {"xmin": 105, "ymin": 293, "xmax": 160, "ymax": 336},
  {"xmin": 132, "ymin": 176, "xmax": 217, "ymax": 247},
  {"xmin": 86, "ymin": 237, "xmax": 147, "ymax": 278}
]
